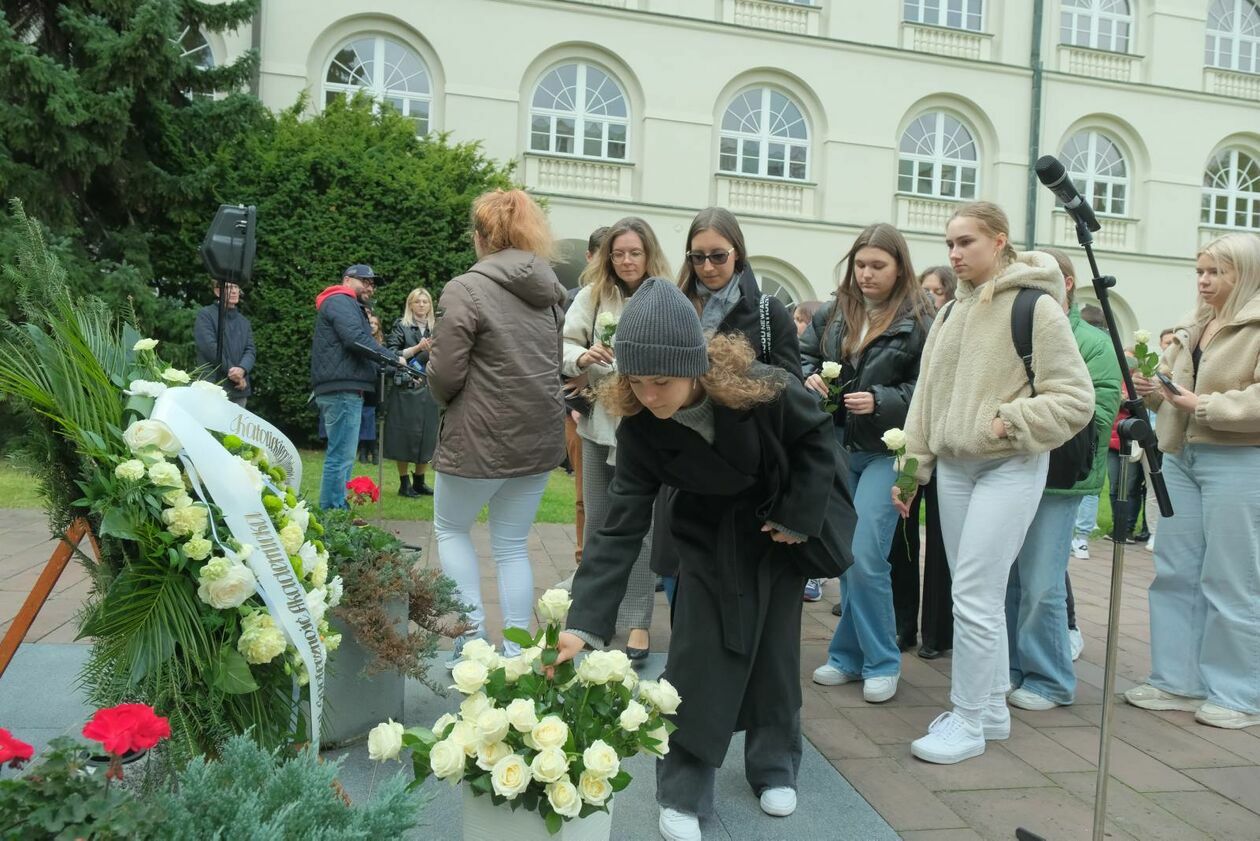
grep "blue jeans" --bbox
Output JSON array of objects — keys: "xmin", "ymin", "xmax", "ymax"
[
  {"xmin": 826, "ymin": 447, "xmax": 901, "ymax": 678},
  {"xmin": 316, "ymin": 392, "xmax": 363, "ymax": 510},
  {"xmin": 1006, "ymin": 494, "xmax": 1079, "ymax": 704},
  {"xmin": 1073, "ymin": 493, "xmax": 1099, "ymax": 540},
  {"xmin": 1148, "ymin": 445, "xmax": 1260, "ymax": 714}
]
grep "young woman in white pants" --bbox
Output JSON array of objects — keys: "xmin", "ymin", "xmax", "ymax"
[{"xmin": 895, "ymin": 202, "xmax": 1093, "ymax": 764}]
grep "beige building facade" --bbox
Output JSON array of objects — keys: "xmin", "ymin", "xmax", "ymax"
[{"xmin": 201, "ymin": 0, "xmax": 1260, "ymax": 336}]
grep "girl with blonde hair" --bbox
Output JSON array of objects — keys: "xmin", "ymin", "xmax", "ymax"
[{"xmin": 384, "ymin": 287, "xmax": 439, "ymax": 496}]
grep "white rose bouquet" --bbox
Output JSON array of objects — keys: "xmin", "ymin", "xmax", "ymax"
[
  {"xmin": 1132, "ymin": 329, "xmax": 1160, "ymax": 378},
  {"xmin": 375, "ymin": 589, "xmax": 678, "ymax": 834}
]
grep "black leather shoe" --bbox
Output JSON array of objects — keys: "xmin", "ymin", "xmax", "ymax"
[
  {"xmin": 917, "ymin": 644, "xmax": 942, "ymax": 660},
  {"xmin": 398, "ymin": 476, "xmax": 420, "ymax": 498},
  {"xmin": 831, "ymin": 602, "xmax": 842, "ymax": 617},
  {"xmin": 413, "ymin": 474, "xmax": 434, "ymax": 496},
  {"xmin": 626, "ymin": 646, "xmax": 649, "ymax": 661},
  {"xmin": 898, "ymin": 633, "xmax": 918, "ymax": 653}
]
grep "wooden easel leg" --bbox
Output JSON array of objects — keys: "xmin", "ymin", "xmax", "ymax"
[{"xmin": 0, "ymin": 518, "xmax": 90, "ymax": 680}]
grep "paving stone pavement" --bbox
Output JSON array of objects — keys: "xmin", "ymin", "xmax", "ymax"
[{"xmin": 2, "ymin": 506, "xmax": 1258, "ymax": 840}]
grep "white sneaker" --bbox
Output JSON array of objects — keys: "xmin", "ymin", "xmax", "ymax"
[
  {"xmin": 658, "ymin": 807, "xmax": 701, "ymax": 841},
  {"xmin": 759, "ymin": 786, "xmax": 797, "ymax": 817},
  {"xmin": 1145, "ymin": 538, "xmax": 1156, "ymax": 554},
  {"xmin": 812, "ymin": 664, "xmax": 860, "ymax": 686},
  {"xmin": 1069, "ymin": 628, "xmax": 1084, "ymax": 661},
  {"xmin": 1071, "ymin": 538, "xmax": 1090, "ymax": 560},
  {"xmin": 982, "ymin": 700, "xmax": 1010, "ymax": 741},
  {"xmin": 1195, "ymin": 702, "xmax": 1260, "ymax": 730},
  {"xmin": 863, "ymin": 675, "xmax": 899, "ymax": 703},
  {"xmin": 1123, "ymin": 684, "xmax": 1203, "ymax": 712},
  {"xmin": 1009, "ymin": 687, "xmax": 1061, "ymax": 711},
  {"xmin": 911, "ymin": 712, "xmax": 986, "ymax": 764}
]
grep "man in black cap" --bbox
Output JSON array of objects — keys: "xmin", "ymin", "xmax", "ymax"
[{"xmin": 311, "ymin": 264, "xmax": 401, "ymax": 509}]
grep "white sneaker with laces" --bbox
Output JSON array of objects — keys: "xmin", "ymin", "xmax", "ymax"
[
  {"xmin": 1195, "ymin": 702, "xmax": 1260, "ymax": 730},
  {"xmin": 1071, "ymin": 538, "xmax": 1090, "ymax": 560},
  {"xmin": 759, "ymin": 787, "xmax": 797, "ymax": 817},
  {"xmin": 911, "ymin": 712, "xmax": 986, "ymax": 764},
  {"xmin": 863, "ymin": 675, "xmax": 899, "ymax": 703},
  {"xmin": 1009, "ymin": 687, "xmax": 1061, "ymax": 711},
  {"xmin": 982, "ymin": 700, "xmax": 1010, "ymax": 741},
  {"xmin": 812, "ymin": 664, "xmax": 860, "ymax": 686},
  {"xmin": 1069, "ymin": 628, "xmax": 1085, "ymax": 662},
  {"xmin": 1123, "ymin": 684, "xmax": 1203, "ymax": 712},
  {"xmin": 658, "ymin": 807, "xmax": 701, "ymax": 841}
]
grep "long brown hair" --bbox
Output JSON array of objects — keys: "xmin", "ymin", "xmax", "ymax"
[
  {"xmin": 471, "ymin": 189, "xmax": 553, "ymax": 260},
  {"xmin": 828, "ymin": 223, "xmax": 928, "ymax": 359},
  {"xmin": 677, "ymin": 207, "xmax": 749, "ymax": 306},
  {"xmin": 579, "ymin": 217, "xmax": 672, "ymax": 310}
]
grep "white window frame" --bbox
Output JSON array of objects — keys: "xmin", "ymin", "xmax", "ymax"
[
  {"xmin": 1201, "ymin": 148, "xmax": 1260, "ymax": 230},
  {"xmin": 1205, "ymin": 0, "xmax": 1260, "ymax": 74},
  {"xmin": 175, "ymin": 26, "xmax": 215, "ymax": 69},
  {"xmin": 903, "ymin": 0, "xmax": 984, "ymax": 32},
  {"xmin": 1059, "ymin": 0, "xmax": 1132, "ymax": 53},
  {"xmin": 1062, "ymin": 130, "xmax": 1129, "ymax": 217},
  {"xmin": 718, "ymin": 88, "xmax": 811, "ymax": 182},
  {"xmin": 898, "ymin": 112, "xmax": 980, "ymax": 200},
  {"xmin": 529, "ymin": 63, "xmax": 630, "ymax": 162},
  {"xmin": 323, "ymin": 36, "xmax": 433, "ymax": 135},
  {"xmin": 757, "ymin": 272, "xmax": 799, "ymax": 307}
]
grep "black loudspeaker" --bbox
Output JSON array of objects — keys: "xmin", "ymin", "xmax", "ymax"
[{"xmin": 200, "ymin": 204, "xmax": 257, "ymax": 285}]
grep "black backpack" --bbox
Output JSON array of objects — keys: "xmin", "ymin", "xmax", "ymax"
[{"xmin": 940, "ymin": 288, "xmax": 1096, "ymax": 489}]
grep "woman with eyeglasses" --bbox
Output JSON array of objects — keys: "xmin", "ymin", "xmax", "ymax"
[
  {"xmin": 562, "ymin": 216, "xmax": 671, "ymax": 659},
  {"xmin": 806, "ymin": 223, "xmax": 930, "ymax": 705}
]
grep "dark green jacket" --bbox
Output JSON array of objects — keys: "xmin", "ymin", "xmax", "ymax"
[{"xmin": 1047, "ymin": 303, "xmax": 1122, "ymax": 497}]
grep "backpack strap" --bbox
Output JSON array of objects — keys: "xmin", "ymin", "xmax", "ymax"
[
  {"xmin": 758, "ymin": 294, "xmax": 772, "ymax": 362},
  {"xmin": 937, "ymin": 300, "xmax": 957, "ymax": 324},
  {"xmin": 1011, "ymin": 287, "xmax": 1045, "ymax": 396}
]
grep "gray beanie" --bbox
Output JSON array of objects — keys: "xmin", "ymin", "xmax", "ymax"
[{"xmin": 615, "ymin": 278, "xmax": 710, "ymax": 377}]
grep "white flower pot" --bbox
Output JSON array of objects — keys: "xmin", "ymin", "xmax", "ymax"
[{"xmin": 461, "ymin": 785, "xmax": 614, "ymax": 841}]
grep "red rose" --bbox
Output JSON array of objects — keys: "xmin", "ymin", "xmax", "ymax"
[
  {"xmin": 0, "ymin": 727, "xmax": 34, "ymax": 767},
  {"xmin": 345, "ymin": 476, "xmax": 380, "ymax": 503},
  {"xmin": 82, "ymin": 703, "xmax": 171, "ymax": 756}
]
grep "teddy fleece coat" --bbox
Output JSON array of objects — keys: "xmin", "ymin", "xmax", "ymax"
[{"xmin": 903, "ymin": 252, "xmax": 1095, "ymax": 485}]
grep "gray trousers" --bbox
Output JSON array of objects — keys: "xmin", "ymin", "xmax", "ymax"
[
  {"xmin": 581, "ymin": 438, "xmax": 656, "ymax": 632},
  {"xmin": 656, "ymin": 711, "xmax": 803, "ymax": 817}
]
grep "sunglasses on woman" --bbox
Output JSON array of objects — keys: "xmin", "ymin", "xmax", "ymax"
[{"xmin": 686, "ymin": 248, "xmax": 736, "ymax": 267}]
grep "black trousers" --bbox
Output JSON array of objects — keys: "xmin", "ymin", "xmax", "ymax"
[{"xmin": 887, "ymin": 480, "xmax": 954, "ymax": 650}]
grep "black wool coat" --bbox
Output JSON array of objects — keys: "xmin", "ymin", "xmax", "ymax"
[
  {"xmin": 708, "ymin": 267, "xmax": 803, "ymax": 381},
  {"xmin": 567, "ymin": 369, "xmax": 857, "ymax": 767}
]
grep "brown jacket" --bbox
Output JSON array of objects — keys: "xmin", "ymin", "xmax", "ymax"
[
  {"xmin": 1145, "ymin": 293, "xmax": 1260, "ymax": 454},
  {"xmin": 427, "ymin": 249, "xmax": 567, "ymax": 478}
]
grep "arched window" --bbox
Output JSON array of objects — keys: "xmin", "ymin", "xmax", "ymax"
[
  {"xmin": 898, "ymin": 112, "xmax": 979, "ymax": 200},
  {"xmin": 1202, "ymin": 148, "xmax": 1260, "ymax": 230},
  {"xmin": 758, "ymin": 273, "xmax": 799, "ymax": 306},
  {"xmin": 529, "ymin": 63, "xmax": 629, "ymax": 160},
  {"xmin": 719, "ymin": 88, "xmax": 810, "ymax": 181},
  {"xmin": 1061, "ymin": 131, "xmax": 1129, "ymax": 216},
  {"xmin": 1205, "ymin": 0, "xmax": 1260, "ymax": 74},
  {"xmin": 903, "ymin": 0, "xmax": 984, "ymax": 32},
  {"xmin": 175, "ymin": 26, "xmax": 215, "ymax": 69},
  {"xmin": 1060, "ymin": 0, "xmax": 1132, "ymax": 52},
  {"xmin": 324, "ymin": 36, "xmax": 433, "ymax": 134}
]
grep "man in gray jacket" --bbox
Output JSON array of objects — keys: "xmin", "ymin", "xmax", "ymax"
[
  {"xmin": 194, "ymin": 281, "xmax": 256, "ymax": 406},
  {"xmin": 310, "ymin": 264, "xmax": 400, "ymax": 509}
]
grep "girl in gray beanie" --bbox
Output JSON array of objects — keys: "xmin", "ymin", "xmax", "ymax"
[{"xmin": 555, "ymin": 278, "xmax": 858, "ymax": 841}]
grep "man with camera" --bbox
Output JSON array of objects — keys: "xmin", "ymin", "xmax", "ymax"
[{"xmin": 310, "ymin": 264, "xmax": 403, "ymax": 510}]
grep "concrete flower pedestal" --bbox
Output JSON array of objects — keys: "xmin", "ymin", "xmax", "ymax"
[
  {"xmin": 320, "ymin": 598, "xmax": 407, "ymax": 748},
  {"xmin": 461, "ymin": 786, "xmax": 614, "ymax": 841}
]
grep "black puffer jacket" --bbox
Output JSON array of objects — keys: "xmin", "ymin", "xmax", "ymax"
[
  {"xmin": 800, "ymin": 299, "xmax": 928, "ymax": 453},
  {"xmin": 309, "ymin": 286, "xmax": 392, "ymax": 395},
  {"xmin": 709, "ymin": 267, "xmax": 802, "ymax": 380}
]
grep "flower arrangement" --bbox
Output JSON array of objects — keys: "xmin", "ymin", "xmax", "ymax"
[
  {"xmin": 370, "ymin": 590, "xmax": 678, "ymax": 835},
  {"xmin": 1132, "ymin": 329, "xmax": 1161, "ymax": 378}
]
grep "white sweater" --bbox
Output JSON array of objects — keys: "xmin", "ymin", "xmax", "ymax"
[{"xmin": 562, "ymin": 285, "xmax": 625, "ymax": 456}]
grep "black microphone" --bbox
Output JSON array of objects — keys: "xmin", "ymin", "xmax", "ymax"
[{"xmin": 1035, "ymin": 156, "xmax": 1102, "ymax": 233}]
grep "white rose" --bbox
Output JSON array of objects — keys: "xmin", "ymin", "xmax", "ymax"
[
  {"xmin": 238, "ymin": 458, "xmax": 266, "ymax": 495},
  {"xmin": 125, "ymin": 419, "xmax": 181, "ymax": 455},
  {"xmin": 114, "ymin": 459, "xmax": 146, "ymax": 481},
  {"xmin": 476, "ymin": 740, "xmax": 513, "ymax": 772},
  {"xmin": 279, "ymin": 521, "xmax": 304, "ymax": 556},
  {"xmin": 536, "ymin": 589, "xmax": 573, "ymax": 623},
  {"xmin": 236, "ymin": 612, "xmax": 286, "ymax": 664},
  {"xmin": 618, "ymin": 700, "xmax": 650, "ymax": 732},
  {"xmin": 299, "ymin": 543, "xmax": 324, "ymax": 584},
  {"xmin": 326, "ymin": 575, "xmax": 344, "ymax": 608},
  {"xmin": 642, "ymin": 724, "xmax": 670, "ymax": 756},
  {"xmin": 460, "ymin": 638, "xmax": 501, "ymax": 670},
  {"xmin": 432, "ymin": 713, "xmax": 457, "ymax": 738},
  {"xmin": 1134, "ymin": 329, "xmax": 1152, "ymax": 345},
  {"xmin": 520, "ymin": 646, "xmax": 543, "ymax": 665},
  {"xmin": 503, "ymin": 654, "xmax": 534, "ymax": 682},
  {"xmin": 622, "ymin": 669, "xmax": 639, "ymax": 691},
  {"xmin": 125, "ymin": 379, "xmax": 167, "ymax": 399},
  {"xmin": 305, "ymin": 587, "xmax": 328, "ymax": 625},
  {"xmin": 460, "ymin": 692, "xmax": 492, "ymax": 722},
  {"xmin": 820, "ymin": 360, "xmax": 842, "ymax": 380},
  {"xmin": 529, "ymin": 746, "xmax": 570, "ymax": 784},
  {"xmin": 577, "ymin": 651, "xmax": 616, "ymax": 686},
  {"xmin": 132, "ymin": 338, "xmax": 158, "ymax": 351},
  {"xmin": 430, "ymin": 737, "xmax": 467, "ymax": 782},
  {"xmin": 366, "ymin": 719, "xmax": 404, "ymax": 762},
  {"xmin": 197, "ymin": 557, "xmax": 257, "ymax": 609},
  {"xmin": 505, "ymin": 698, "xmax": 539, "ymax": 733},
  {"xmin": 160, "ymin": 367, "xmax": 191, "ymax": 384},
  {"xmin": 578, "ymin": 770, "xmax": 613, "ymax": 805},
  {"xmin": 451, "ymin": 660, "xmax": 490, "ymax": 695},
  {"xmin": 147, "ymin": 461, "xmax": 183, "ymax": 488},
  {"xmin": 880, "ymin": 427, "xmax": 908, "ymax": 453},
  {"xmin": 581, "ymin": 740, "xmax": 620, "ymax": 781},
  {"xmin": 598, "ymin": 649, "xmax": 632, "ymax": 682},
  {"xmin": 490, "ymin": 754, "xmax": 531, "ymax": 799},
  {"xmin": 189, "ymin": 380, "xmax": 227, "ymax": 399},
  {"xmin": 476, "ymin": 708, "xmax": 511, "ymax": 745},
  {"xmin": 595, "ymin": 311, "xmax": 618, "ymax": 331},
  {"xmin": 449, "ymin": 721, "xmax": 481, "ymax": 757},
  {"xmin": 530, "ymin": 715, "xmax": 569, "ymax": 750},
  {"xmin": 183, "ymin": 536, "xmax": 212, "ymax": 561},
  {"xmin": 547, "ymin": 779, "xmax": 583, "ymax": 818}
]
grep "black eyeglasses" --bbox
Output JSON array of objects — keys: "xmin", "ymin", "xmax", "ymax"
[{"xmin": 686, "ymin": 248, "xmax": 735, "ymax": 267}]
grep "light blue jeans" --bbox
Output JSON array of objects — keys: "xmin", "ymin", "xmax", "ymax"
[
  {"xmin": 316, "ymin": 391, "xmax": 363, "ymax": 510},
  {"xmin": 1006, "ymin": 494, "xmax": 1080, "ymax": 704},
  {"xmin": 1073, "ymin": 493, "xmax": 1099, "ymax": 540},
  {"xmin": 826, "ymin": 447, "xmax": 902, "ymax": 679},
  {"xmin": 1148, "ymin": 445, "xmax": 1260, "ymax": 714},
  {"xmin": 434, "ymin": 471, "xmax": 550, "ymax": 656}
]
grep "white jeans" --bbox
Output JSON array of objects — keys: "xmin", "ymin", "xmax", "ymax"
[
  {"xmin": 433, "ymin": 471, "xmax": 550, "ymax": 655},
  {"xmin": 936, "ymin": 453, "xmax": 1049, "ymax": 718}
]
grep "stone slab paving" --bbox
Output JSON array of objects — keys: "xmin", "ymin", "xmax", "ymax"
[{"xmin": 2, "ymin": 506, "xmax": 1259, "ymax": 839}]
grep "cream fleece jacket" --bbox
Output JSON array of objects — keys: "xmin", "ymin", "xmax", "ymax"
[
  {"xmin": 562, "ymin": 285, "xmax": 625, "ymax": 454},
  {"xmin": 1143, "ymin": 293, "xmax": 1260, "ymax": 453},
  {"xmin": 903, "ymin": 251, "xmax": 1095, "ymax": 484}
]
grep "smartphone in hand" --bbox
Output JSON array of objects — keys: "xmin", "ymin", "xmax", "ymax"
[{"xmin": 1155, "ymin": 372, "xmax": 1182, "ymax": 395}]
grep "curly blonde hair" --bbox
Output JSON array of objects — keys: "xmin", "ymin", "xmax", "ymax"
[{"xmin": 595, "ymin": 333, "xmax": 784, "ymax": 417}]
